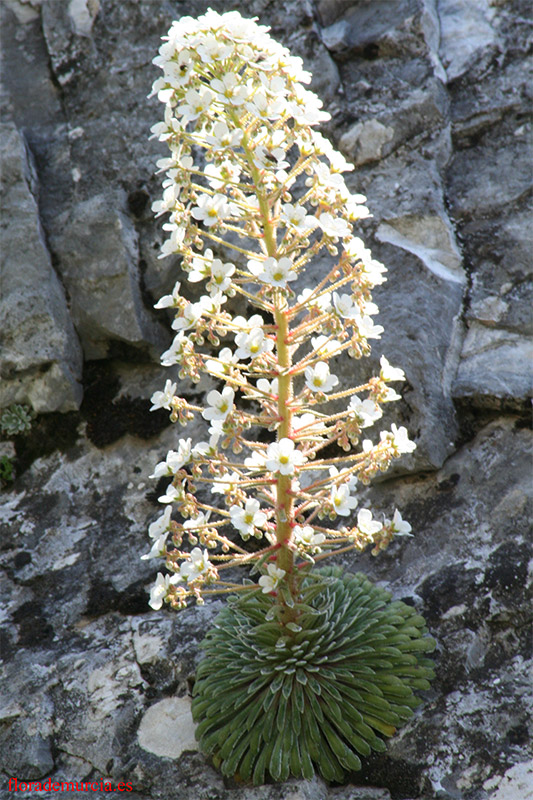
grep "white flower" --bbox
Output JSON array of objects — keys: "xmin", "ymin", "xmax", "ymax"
[
  {"xmin": 333, "ymin": 292, "xmax": 359, "ymax": 319},
  {"xmin": 199, "ymin": 291, "xmax": 227, "ymax": 315},
  {"xmin": 349, "ymin": 396, "xmax": 383, "ymax": 428},
  {"xmin": 209, "ymin": 258, "xmax": 235, "ymax": 293},
  {"xmin": 180, "ymin": 547, "xmax": 212, "ymax": 583},
  {"xmin": 161, "ymin": 332, "xmax": 189, "ymax": 366},
  {"xmin": 255, "ymin": 377, "xmax": 279, "ymax": 397},
  {"xmin": 210, "ymin": 72, "xmax": 249, "ymax": 105},
  {"xmin": 196, "ymin": 34, "xmax": 233, "ymax": 63},
  {"xmin": 345, "ymin": 195, "xmax": 371, "ymax": 221},
  {"xmin": 152, "ymin": 184, "xmax": 180, "ymax": 218},
  {"xmin": 329, "ymin": 466, "xmax": 358, "ymax": 492},
  {"xmin": 211, "ymin": 470, "xmax": 241, "ymax": 494},
  {"xmin": 391, "ymin": 509, "xmax": 413, "ymax": 536},
  {"xmin": 205, "ymin": 121, "xmax": 243, "ymax": 150},
  {"xmin": 297, "ymin": 288, "xmax": 332, "ymax": 312},
  {"xmin": 158, "ymin": 225, "xmax": 186, "ymax": 259},
  {"xmin": 304, "ymin": 362, "xmax": 339, "ymax": 393},
  {"xmin": 183, "ymin": 512, "xmax": 209, "ymax": 533},
  {"xmin": 292, "ymin": 413, "xmax": 321, "ymax": 440},
  {"xmin": 253, "ymin": 143, "xmax": 289, "ymax": 172},
  {"xmin": 148, "ymin": 506, "xmax": 172, "ymax": 540},
  {"xmin": 150, "ymin": 439, "xmax": 192, "ymax": 478},
  {"xmin": 347, "ymin": 239, "xmax": 387, "ymax": 286},
  {"xmin": 330, "ymin": 484, "xmax": 358, "ymax": 516},
  {"xmin": 202, "ymin": 387, "xmax": 234, "ymax": 421},
  {"xmin": 149, "ymin": 572, "xmax": 181, "ymax": 610},
  {"xmin": 246, "ymin": 90, "xmax": 285, "ymax": 121},
  {"xmin": 205, "ymin": 347, "xmax": 238, "ymax": 376},
  {"xmin": 288, "ymin": 84, "xmax": 330, "ymax": 125},
  {"xmin": 361, "ymin": 300, "xmax": 379, "ymax": 317},
  {"xmin": 204, "ymin": 161, "xmax": 241, "ymax": 191},
  {"xmin": 192, "ymin": 428, "xmax": 222, "ymax": 458},
  {"xmin": 176, "ymin": 86, "xmax": 215, "ymax": 122},
  {"xmin": 158, "ymin": 484, "xmax": 185, "ymax": 505},
  {"xmin": 293, "ymin": 525, "xmax": 326, "ymax": 548},
  {"xmin": 232, "ymin": 314, "xmax": 265, "ymax": 331},
  {"xmin": 244, "ymin": 450, "xmax": 268, "ymax": 471},
  {"xmin": 248, "ymin": 256, "xmax": 296, "ymax": 288},
  {"xmin": 381, "ymin": 424, "xmax": 416, "ymax": 454},
  {"xmin": 149, "ymin": 105, "xmax": 181, "ymax": 141},
  {"xmin": 166, "ymin": 441, "xmax": 193, "ymax": 470},
  {"xmin": 234, "ymin": 328, "xmax": 273, "ymax": 360},
  {"xmin": 230, "ymin": 499, "xmax": 267, "ymax": 540},
  {"xmin": 355, "ymin": 314, "xmax": 384, "ymax": 339},
  {"xmin": 154, "ymin": 282, "xmax": 181, "ymax": 309},
  {"xmin": 318, "ymin": 212, "xmax": 352, "ymax": 240},
  {"xmin": 265, "ymin": 438, "xmax": 307, "ymax": 475},
  {"xmin": 280, "ymin": 203, "xmax": 317, "ymax": 233},
  {"xmin": 357, "ymin": 509, "xmax": 382, "ymax": 536},
  {"xmin": 380, "ymin": 356, "xmax": 405, "ymax": 382},
  {"xmin": 172, "ymin": 301, "xmax": 204, "ymax": 331},
  {"xmin": 141, "ymin": 533, "xmax": 169, "ymax": 561},
  {"xmin": 258, "ymin": 563, "xmax": 286, "ymax": 594},
  {"xmin": 150, "ymin": 379, "xmax": 177, "ymax": 411},
  {"xmin": 188, "ymin": 249, "xmax": 213, "ymax": 283},
  {"xmin": 311, "ymin": 335, "xmax": 341, "ymax": 357},
  {"xmin": 383, "ymin": 387, "xmax": 402, "ymax": 402},
  {"xmin": 191, "ymin": 193, "xmax": 232, "ymax": 227}
]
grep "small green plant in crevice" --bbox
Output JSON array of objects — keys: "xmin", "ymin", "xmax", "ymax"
[
  {"xmin": 143, "ymin": 9, "xmax": 436, "ymax": 785},
  {"xmin": 0, "ymin": 455, "xmax": 15, "ymax": 487},
  {"xmin": 0, "ymin": 404, "xmax": 33, "ymax": 437}
]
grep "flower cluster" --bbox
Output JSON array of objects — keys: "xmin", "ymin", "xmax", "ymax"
[{"xmin": 144, "ymin": 9, "xmax": 416, "ymax": 612}]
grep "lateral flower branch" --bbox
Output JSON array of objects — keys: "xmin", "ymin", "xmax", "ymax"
[{"xmin": 144, "ymin": 9, "xmax": 435, "ymax": 785}]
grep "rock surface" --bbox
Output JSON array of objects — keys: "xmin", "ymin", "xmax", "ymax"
[
  {"xmin": 0, "ymin": 122, "xmax": 83, "ymax": 412},
  {"xmin": 0, "ymin": 1, "xmax": 531, "ymax": 799}
]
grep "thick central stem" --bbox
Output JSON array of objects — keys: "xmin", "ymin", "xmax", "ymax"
[
  {"xmin": 236, "ymin": 111, "xmax": 296, "ymax": 598},
  {"xmin": 274, "ymin": 293, "xmax": 294, "ymax": 577}
]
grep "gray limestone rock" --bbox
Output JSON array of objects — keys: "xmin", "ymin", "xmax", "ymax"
[
  {"xmin": 49, "ymin": 192, "xmax": 167, "ymax": 360},
  {"xmin": 0, "ymin": 122, "xmax": 83, "ymax": 413},
  {"xmin": 437, "ymin": 0, "xmax": 502, "ymax": 82},
  {"xmin": 320, "ymin": 0, "xmax": 436, "ymax": 60},
  {"xmin": 0, "ymin": 0, "xmax": 531, "ymax": 798},
  {"xmin": 2, "ymin": 414, "xmax": 531, "ymax": 798},
  {"xmin": 452, "ymin": 324, "xmax": 533, "ymax": 408},
  {"xmin": 346, "ymin": 153, "xmax": 465, "ymax": 470},
  {"xmin": 445, "ymin": 105, "xmax": 532, "ymax": 408}
]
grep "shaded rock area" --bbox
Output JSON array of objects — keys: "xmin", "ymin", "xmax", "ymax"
[{"xmin": 0, "ymin": 1, "xmax": 531, "ymax": 800}]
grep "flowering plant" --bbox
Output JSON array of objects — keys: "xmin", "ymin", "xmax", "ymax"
[{"xmin": 145, "ymin": 9, "xmax": 434, "ymax": 784}]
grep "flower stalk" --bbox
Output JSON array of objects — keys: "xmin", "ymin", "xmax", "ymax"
[{"xmin": 144, "ymin": 8, "xmax": 416, "ymax": 616}]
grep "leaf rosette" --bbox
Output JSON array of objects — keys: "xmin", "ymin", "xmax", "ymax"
[{"xmin": 192, "ymin": 568, "xmax": 436, "ymax": 784}]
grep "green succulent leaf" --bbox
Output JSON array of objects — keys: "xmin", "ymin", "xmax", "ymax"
[{"xmin": 191, "ymin": 568, "xmax": 435, "ymax": 784}]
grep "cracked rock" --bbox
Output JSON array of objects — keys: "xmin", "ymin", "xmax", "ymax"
[
  {"xmin": 320, "ymin": 0, "xmax": 434, "ymax": 60},
  {"xmin": 452, "ymin": 324, "xmax": 533, "ymax": 408},
  {"xmin": 0, "ymin": 122, "xmax": 83, "ymax": 413},
  {"xmin": 50, "ymin": 192, "xmax": 168, "ymax": 360},
  {"xmin": 438, "ymin": 0, "xmax": 501, "ymax": 82}
]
